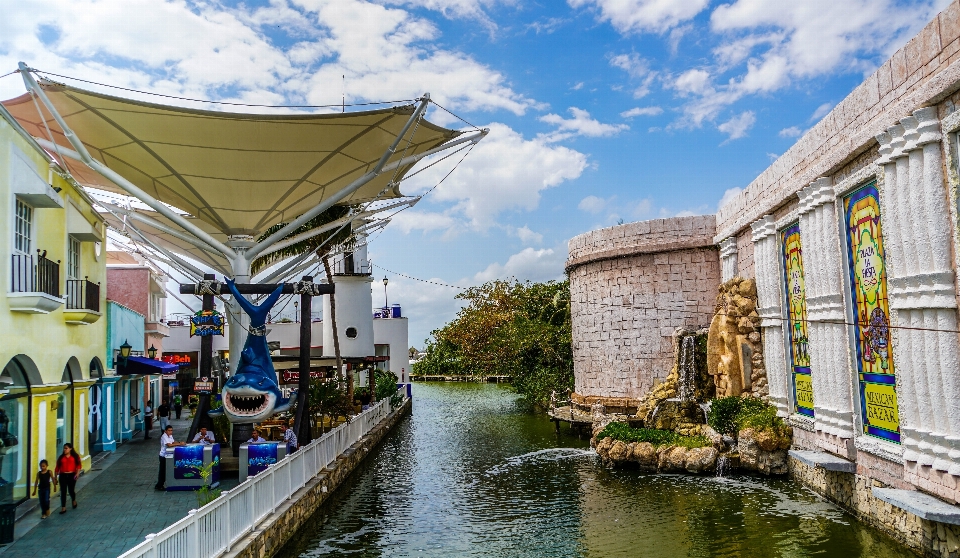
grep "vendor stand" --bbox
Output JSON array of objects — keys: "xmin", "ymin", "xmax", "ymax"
[
  {"xmin": 239, "ymin": 442, "xmax": 291, "ymax": 479},
  {"xmin": 165, "ymin": 443, "xmax": 221, "ymax": 491}
]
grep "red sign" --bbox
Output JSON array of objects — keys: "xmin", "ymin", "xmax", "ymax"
[
  {"xmin": 162, "ymin": 354, "xmax": 193, "ymax": 365},
  {"xmin": 280, "ymin": 370, "xmax": 325, "ymax": 384}
]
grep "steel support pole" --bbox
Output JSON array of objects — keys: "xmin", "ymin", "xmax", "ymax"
[
  {"xmin": 294, "ymin": 276, "xmax": 313, "ymax": 446},
  {"xmin": 188, "ymin": 274, "xmax": 217, "ymax": 442}
]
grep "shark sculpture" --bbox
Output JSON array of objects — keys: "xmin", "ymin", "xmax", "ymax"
[{"xmin": 211, "ymin": 280, "xmax": 293, "ymax": 423}]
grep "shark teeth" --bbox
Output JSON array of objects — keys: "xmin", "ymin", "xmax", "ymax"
[{"xmin": 225, "ymin": 392, "xmax": 269, "ymax": 416}]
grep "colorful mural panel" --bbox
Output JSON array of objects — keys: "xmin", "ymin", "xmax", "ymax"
[
  {"xmin": 781, "ymin": 223, "xmax": 814, "ymax": 417},
  {"xmin": 844, "ymin": 182, "xmax": 900, "ymax": 444}
]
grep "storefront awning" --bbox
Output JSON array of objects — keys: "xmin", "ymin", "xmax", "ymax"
[{"xmin": 117, "ymin": 356, "xmax": 178, "ymax": 376}]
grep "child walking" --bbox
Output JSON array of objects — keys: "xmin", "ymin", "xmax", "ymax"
[{"xmin": 32, "ymin": 459, "xmax": 56, "ymax": 519}]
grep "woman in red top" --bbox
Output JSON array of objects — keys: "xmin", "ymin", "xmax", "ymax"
[{"xmin": 55, "ymin": 443, "xmax": 81, "ymax": 514}]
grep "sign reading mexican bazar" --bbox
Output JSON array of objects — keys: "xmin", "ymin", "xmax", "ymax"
[
  {"xmin": 190, "ymin": 310, "xmax": 225, "ymax": 337},
  {"xmin": 844, "ymin": 182, "xmax": 900, "ymax": 443},
  {"xmin": 781, "ymin": 222, "xmax": 814, "ymax": 417}
]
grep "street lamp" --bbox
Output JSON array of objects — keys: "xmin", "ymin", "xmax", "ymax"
[
  {"xmin": 382, "ymin": 276, "xmax": 389, "ymax": 312},
  {"xmin": 119, "ymin": 339, "xmax": 132, "ymax": 367},
  {"xmin": 147, "ymin": 344, "xmax": 158, "ymax": 359},
  {"xmin": 294, "ymin": 300, "xmax": 299, "ymax": 323}
]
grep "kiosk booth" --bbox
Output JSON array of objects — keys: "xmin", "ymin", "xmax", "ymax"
[
  {"xmin": 239, "ymin": 442, "xmax": 291, "ymax": 479},
  {"xmin": 165, "ymin": 443, "xmax": 220, "ymax": 491}
]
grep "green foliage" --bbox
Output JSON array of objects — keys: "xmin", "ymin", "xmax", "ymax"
[
  {"xmin": 251, "ymin": 205, "xmax": 354, "ymax": 275},
  {"xmin": 414, "ymin": 279, "xmax": 573, "ymax": 408},
  {"xmin": 375, "ymin": 370, "xmax": 399, "ymax": 402},
  {"xmin": 194, "ymin": 460, "xmax": 222, "ymax": 507},
  {"xmin": 210, "ymin": 397, "xmax": 230, "ymax": 444},
  {"xmin": 308, "ymin": 377, "xmax": 352, "ymax": 420},
  {"xmin": 708, "ymin": 396, "xmax": 785, "ymax": 436},
  {"xmin": 596, "ymin": 422, "xmax": 711, "ymax": 449}
]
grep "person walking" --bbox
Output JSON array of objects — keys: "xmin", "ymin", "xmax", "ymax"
[
  {"xmin": 158, "ymin": 400, "xmax": 170, "ymax": 431},
  {"xmin": 173, "ymin": 394, "xmax": 183, "ymax": 420},
  {"xmin": 32, "ymin": 459, "xmax": 56, "ymax": 519},
  {"xmin": 144, "ymin": 400, "xmax": 154, "ymax": 440},
  {"xmin": 55, "ymin": 443, "xmax": 81, "ymax": 514},
  {"xmin": 155, "ymin": 425, "xmax": 184, "ymax": 491}
]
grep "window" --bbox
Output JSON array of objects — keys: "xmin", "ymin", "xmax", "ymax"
[
  {"xmin": 67, "ymin": 237, "xmax": 81, "ymax": 280},
  {"xmin": 14, "ymin": 199, "xmax": 32, "ymax": 255}
]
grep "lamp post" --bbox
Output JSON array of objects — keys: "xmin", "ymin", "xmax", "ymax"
[
  {"xmin": 382, "ymin": 276, "xmax": 389, "ymax": 314},
  {"xmin": 147, "ymin": 344, "xmax": 158, "ymax": 360},
  {"xmin": 119, "ymin": 339, "xmax": 132, "ymax": 368},
  {"xmin": 294, "ymin": 300, "xmax": 299, "ymax": 323}
]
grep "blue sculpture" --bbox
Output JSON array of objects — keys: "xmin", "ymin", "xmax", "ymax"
[{"xmin": 210, "ymin": 280, "xmax": 293, "ymax": 423}]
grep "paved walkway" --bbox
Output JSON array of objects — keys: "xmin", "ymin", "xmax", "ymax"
[{"xmin": 0, "ymin": 417, "xmax": 239, "ymax": 558}]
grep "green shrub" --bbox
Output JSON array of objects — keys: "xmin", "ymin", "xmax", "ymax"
[
  {"xmin": 596, "ymin": 422, "xmax": 710, "ymax": 448},
  {"xmin": 707, "ymin": 396, "xmax": 787, "ymax": 436}
]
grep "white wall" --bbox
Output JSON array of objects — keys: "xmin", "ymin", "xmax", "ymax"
[
  {"xmin": 373, "ymin": 316, "xmax": 409, "ymax": 382},
  {"xmin": 322, "ymin": 275, "xmax": 375, "ymax": 358}
]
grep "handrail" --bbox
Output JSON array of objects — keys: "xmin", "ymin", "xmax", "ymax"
[{"xmin": 118, "ymin": 388, "xmax": 406, "ymax": 558}]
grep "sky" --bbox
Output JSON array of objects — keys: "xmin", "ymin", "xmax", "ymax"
[{"xmin": 0, "ymin": 0, "xmax": 951, "ymax": 347}]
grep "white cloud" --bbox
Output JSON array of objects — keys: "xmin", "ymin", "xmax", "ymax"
[
  {"xmin": 717, "ymin": 186, "xmax": 743, "ymax": 211},
  {"xmin": 391, "ymin": 210, "xmax": 459, "ymax": 234},
  {"xmin": 620, "ymin": 106, "xmax": 663, "ymax": 118},
  {"xmin": 538, "ymin": 107, "xmax": 629, "ymax": 143},
  {"xmin": 673, "ymin": 69, "xmax": 713, "ymax": 96},
  {"xmin": 572, "ymin": 81, "xmax": 585, "ymax": 90},
  {"xmin": 810, "ymin": 101, "xmax": 835, "ymax": 122},
  {"xmin": 578, "ymin": 195, "xmax": 609, "ymax": 214},
  {"xmin": 569, "ymin": 0, "xmax": 711, "ymax": 34},
  {"xmin": 779, "ymin": 126, "xmax": 803, "ymax": 138},
  {"xmin": 0, "ymin": 0, "xmax": 539, "ymax": 119},
  {"xmin": 609, "ymin": 52, "xmax": 657, "ymax": 97},
  {"xmin": 717, "ymin": 111, "xmax": 755, "ymax": 141},
  {"xmin": 515, "ymin": 226, "xmax": 543, "ymax": 245},
  {"xmin": 473, "ymin": 247, "xmax": 566, "ymax": 283},
  {"xmin": 404, "ymin": 123, "xmax": 588, "ymax": 228}
]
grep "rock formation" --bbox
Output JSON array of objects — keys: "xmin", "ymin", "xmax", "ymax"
[{"xmin": 707, "ymin": 277, "xmax": 768, "ymax": 398}]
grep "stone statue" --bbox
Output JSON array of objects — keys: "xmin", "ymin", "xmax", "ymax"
[{"xmin": 707, "ymin": 277, "xmax": 767, "ymax": 398}]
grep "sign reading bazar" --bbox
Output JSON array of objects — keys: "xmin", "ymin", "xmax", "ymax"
[
  {"xmin": 190, "ymin": 310, "xmax": 225, "ymax": 337},
  {"xmin": 844, "ymin": 182, "xmax": 900, "ymax": 444},
  {"xmin": 781, "ymin": 222, "xmax": 814, "ymax": 417}
]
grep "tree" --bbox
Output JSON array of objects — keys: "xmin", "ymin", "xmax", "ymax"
[
  {"xmin": 252, "ymin": 205, "xmax": 356, "ymax": 443},
  {"xmin": 414, "ymin": 279, "xmax": 573, "ymax": 409}
]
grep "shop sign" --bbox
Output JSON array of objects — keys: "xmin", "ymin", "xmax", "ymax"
[
  {"xmin": 162, "ymin": 354, "xmax": 193, "ymax": 365},
  {"xmin": 844, "ymin": 182, "xmax": 900, "ymax": 444},
  {"xmin": 781, "ymin": 222, "xmax": 814, "ymax": 417},
  {"xmin": 280, "ymin": 370, "xmax": 325, "ymax": 384},
  {"xmin": 190, "ymin": 310, "xmax": 225, "ymax": 337},
  {"xmin": 194, "ymin": 378, "xmax": 214, "ymax": 393}
]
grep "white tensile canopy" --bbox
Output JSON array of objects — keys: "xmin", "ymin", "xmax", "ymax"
[{"xmin": 2, "ymin": 80, "xmax": 458, "ymax": 238}]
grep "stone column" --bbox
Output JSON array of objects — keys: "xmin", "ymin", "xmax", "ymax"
[
  {"xmin": 798, "ymin": 178, "xmax": 855, "ymax": 441},
  {"xmin": 751, "ymin": 215, "xmax": 789, "ymax": 416},
  {"xmin": 719, "ymin": 237, "xmax": 738, "ymax": 282},
  {"xmin": 878, "ymin": 108, "xmax": 960, "ymax": 475}
]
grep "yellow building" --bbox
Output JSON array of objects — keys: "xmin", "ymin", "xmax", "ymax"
[{"xmin": 0, "ymin": 103, "xmax": 106, "ymax": 509}]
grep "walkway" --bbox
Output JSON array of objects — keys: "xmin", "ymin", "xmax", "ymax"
[{"xmin": 0, "ymin": 417, "xmax": 239, "ymax": 558}]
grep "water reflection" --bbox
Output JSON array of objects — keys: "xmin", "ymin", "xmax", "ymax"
[{"xmin": 278, "ymin": 383, "xmax": 907, "ymax": 558}]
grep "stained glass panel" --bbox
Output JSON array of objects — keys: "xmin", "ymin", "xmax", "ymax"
[{"xmin": 781, "ymin": 222, "xmax": 814, "ymax": 417}]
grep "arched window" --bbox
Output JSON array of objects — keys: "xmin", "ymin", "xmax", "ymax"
[{"xmin": 0, "ymin": 357, "xmax": 34, "ymax": 505}]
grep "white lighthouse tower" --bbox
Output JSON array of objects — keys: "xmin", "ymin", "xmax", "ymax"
[{"xmin": 322, "ymin": 229, "xmax": 375, "ymax": 360}]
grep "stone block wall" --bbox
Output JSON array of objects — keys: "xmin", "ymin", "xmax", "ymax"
[
  {"xmin": 790, "ymin": 456, "xmax": 960, "ymax": 557},
  {"xmin": 568, "ymin": 216, "xmax": 720, "ymax": 402}
]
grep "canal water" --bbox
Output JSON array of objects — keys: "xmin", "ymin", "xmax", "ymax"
[{"xmin": 278, "ymin": 383, "xmax": 909, "ymax": 557}]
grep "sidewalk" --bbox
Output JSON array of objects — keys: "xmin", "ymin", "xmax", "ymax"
[{"xmin": 0, "ymin": 416, "xmax": 238, "ymax": 558}]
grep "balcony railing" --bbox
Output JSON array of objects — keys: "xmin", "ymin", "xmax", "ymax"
[
  {"xmin": 11, "ymin": 251, "xmax": 60, "ymax": 298},
  {"xmin": 66, "ymin": 278, "xmax": 100, "ymax": 312}
]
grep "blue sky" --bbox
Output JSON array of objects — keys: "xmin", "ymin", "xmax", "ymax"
[{"xmin": 0, "ymin": 0, "xmax": 950, "ymax": 345}]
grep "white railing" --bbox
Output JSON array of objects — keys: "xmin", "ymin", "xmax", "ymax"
[{"xmin": 119, "ymin": 390, "xmax": 404, "ymax": 558}]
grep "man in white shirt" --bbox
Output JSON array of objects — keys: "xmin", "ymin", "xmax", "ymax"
[
  {"xmin": 283, "ymin": 419, "xmax": 298, "ymax": 451},
  {"xmin": 144, "ymin": 400, "xmax": 154, "ymax": 440},
  {"xmin": 155, "ymin": 425, "xmax": 184, "ymax": 491},
  {"xmin": 192, "ymin": 427, "xmax": 216, "ymax": 445},
  {"xmin": 245, "ymin": 429, "xmax": 266, "ymax": 444}
]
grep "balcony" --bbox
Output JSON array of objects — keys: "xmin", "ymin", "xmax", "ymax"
[
  {"xmin": 64, "ymin": 278, "xmax": 102, "ymax": 325},
  {"xmin": 8, "ymin": 251, "xmax": 64, "ymax": 314}
]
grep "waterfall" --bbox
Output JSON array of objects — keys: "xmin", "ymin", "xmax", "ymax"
[{"xmin": 678, "ymin": 335, "xmax": 697, "ymax": 403}]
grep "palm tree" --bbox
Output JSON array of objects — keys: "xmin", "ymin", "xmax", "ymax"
[{"xmin": 253, "ymin": 205, "xmax": 355, "ymax": 445}]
